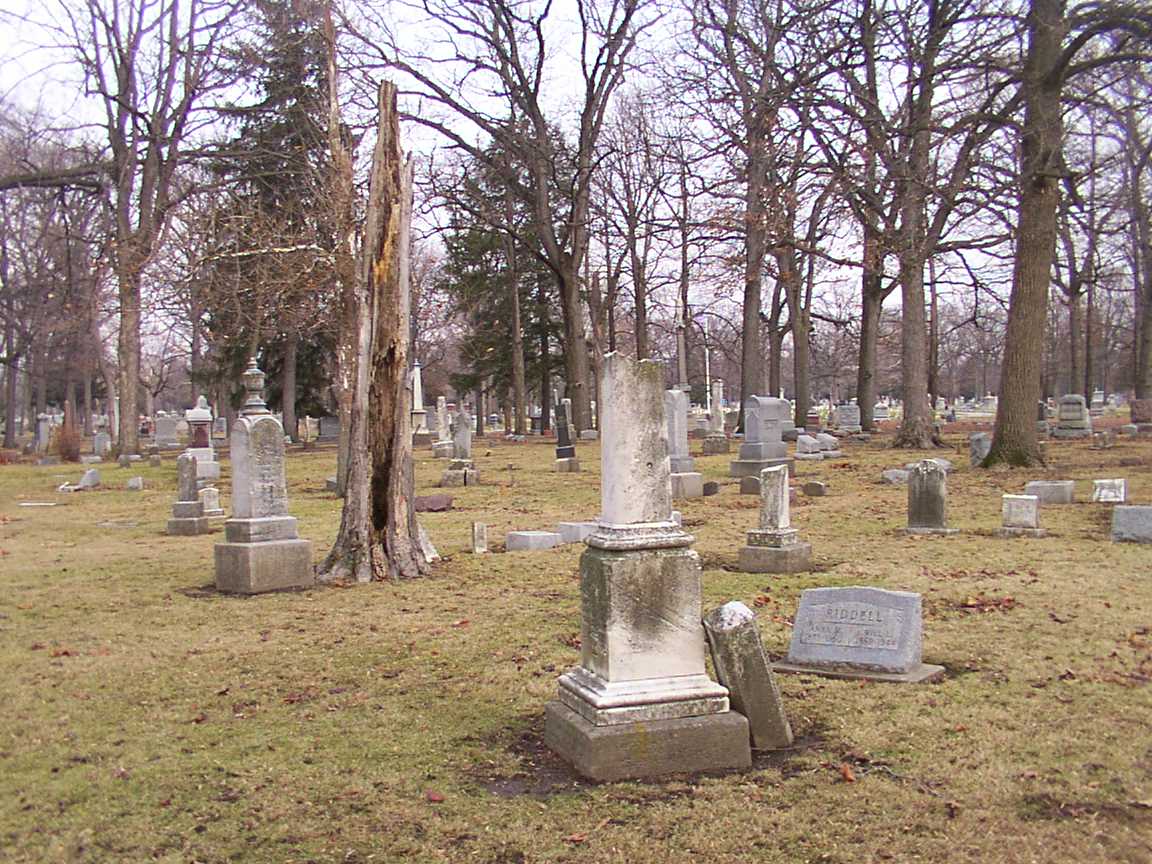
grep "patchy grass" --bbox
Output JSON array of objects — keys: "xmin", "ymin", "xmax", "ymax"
[{"xmin": 1, "ymin": 430, "xmax": 1151, "ymax": 863}]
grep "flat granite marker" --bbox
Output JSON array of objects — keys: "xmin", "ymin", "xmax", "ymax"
[
  {"xmin": 1112, "ymin": 506, "xmax": 1152, "ymax": 543},
  {"xmin": 1024, "ymin": 480, "xmax": 1075, "ymax": 505},
  {"xmin": 738, "ymin": 464, "xmax": 812, "ymax": 573},
  {"xmin": 666, "ymin": 389, "xmax": 703, "ymax": 498},
  {"xmin": 774, "ymin": 586, "xmax": 945, "ymax": 683},
  {"xmin": 544, "ymin": 353, "xmax": 750, "ymax": 781},
  {"xmin": 906, "ymin": 460, "xmax": 958, "ymax": 535},
  {"xmin": 168, "ymin": 454, "xmax": 212, "ymax": 535},
  {"xmin": 214, "ymin": 358, "xmax": 313, "ymax": 593},
  {"xmin": 729, "ymin": 396, "xmax": 791, "ymax": 477},
  {"xmin": 704, "ymin": 601, "xmax": 793, "ymax": 751},
  {"xmin": 1092, "ymin": 479, "xmax": 1127, "ymax": 503}
]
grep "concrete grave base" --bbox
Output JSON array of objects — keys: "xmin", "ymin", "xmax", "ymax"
[
  {"xmin": 997, "ymin": 527, "xmax": 1048, "ymax": 538},
  {"xmin": 557, "ymin": 521, "xmax": 598, "ymax": 544},
  {"xmin": 738, "ymin": 541, "xmax": 812, "ymax": 573},
  {"xmin": 214, "ymin": 538, "xmax": 314, "ymax": 594},
  {"xmin": 506, "ymin": 530, "xmax": 562, "ymax": 551},
  {"xmin": 729, "ymin": 457, "xmax": 792, "ymax": 478},
  {"xmin": 167, "ymin": 516, "xmax": 214, "ymax": 536},
  {"xmin": 670, "ymin": 472, "xmax": 704, "ymax": 498},
  {"xmin": 904, "ymin": 527, "xmax": 960, "ymax": 536},
  {"xmin": 555, "ymin": 457, "xmax": 581, "ymax": 473},
  {"xmin": 771, "ymin": 661, "xmax": 946, "ymax": 684},
  {"xmin": 543, "ymin": 700, "xmax": 751, "ymax": 782},
  {"xmin": 440, "ymin": 468, "xmax": 479, "ymax": 487},
  {"xmin": 702, "ymin": 437, "xmax": 730, "ymax": 455},
  {"xmin": 794, "ymin": 453, "xmax": 823, "ymax": 461},
  {"xmin": 822, "ymin": 450, "xmax": 844, "ymax": 459},
  {"xmin": 431, "ymin": 442, "xmax": 454, "ymax": 458}
]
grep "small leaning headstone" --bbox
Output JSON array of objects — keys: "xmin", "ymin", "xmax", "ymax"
[
  {"xmin": 969, "ymin": 432, "xmax": 991, "ymax": 466},
  {"xmin": 704, "ymin": 601, "xmax": 794, "ymax": 751},
  {"xmin": 906, "ymin": 460, "xmax": 958, "ymax": 535}
]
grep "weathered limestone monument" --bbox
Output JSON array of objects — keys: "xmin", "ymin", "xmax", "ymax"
[
  {"xmin": 168, "ymin": 453, "xmax": 212, "ymax": 536},
  {"xmin": 432, "ymin": 397, "xmax": 453, "ymax": 458},
  {"xmin": 554, "ymin": 398, "xmax": 580, "ymax": 473},
  {"xmin": 666, "ymin": 389, "xmax": 703, "ymax": 498},
  {"xmin": 729, "ymin": 396, "xmax": 791, "ymax": 477},
  {"xmin": 544, "ymin": 353, "xmax": 751, "ymax": 781},
  {"xmin": 906, "ymin": 460, "xmax": 958, "ymax": 535},
  {"xmin": 774, "ymin": 587, "xmax": 945, "ymax": 683},
  {"xmin": 702, "ymin": 379, "xmax": 730, "ymax": 454},
  {"xmin": 441, "ymin": 407, "xmax": 479, "ymax": 487},
  {"xmin": 1052, "ymin": 394, "xmax": 1092, "ymax": 438},
  {"xmin": 738, "ymin": 464, "xmax": 812, "ymax": 573},
  {"xmin": 214, "ymin": 358, "xmax": 314, "ymax": 594},
  {"xmin": 410, "ymin": 361, "xmax": 430, "ymax": 446}
]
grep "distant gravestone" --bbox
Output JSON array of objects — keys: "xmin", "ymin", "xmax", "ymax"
[
  {"xmin": 505, "ymin": 530, "xmax": 562, "ymax": 551},
  {"xmin": 704, "ymin": 601, "xmax": 793, "ymax": 751},
  {"xmin": 154, "ymin": 414, "xmax": 180, "ymax": 449},
  {"xmin": 1092, "ymin": 479, "xmax": 1127, "ymax": 503},
  {"xmin": 999, "ymin": 494, "xmax": 1044, "ymax": 537},
  {"xmin": 126, "ymin": 476, "xmax": 144, "ymax": 491},
  {"xmin": 795, "ymin": 434, "xmax": 823, "ymax": 461},
  {"xmin": 729, "ymin": 396, "xmax": 791, "ymax": 478},
  {"xmin": 906, "ymin": 460, "xmax": 958, "ymax": 535},
  {"xmin": 93, "ymin": 431, "xmax": 111, "ymax": 457},
  {"xmin": 702, "ymin": 379, "xmax": 730, "ymax": 454},
  {"xmin": 969, "ymin": 432, "xmax": 991, "ymax": 466},
  {"xmin": 834, "ymin": 403, "xmax": 861, "ymax": 433},
  {"xmin": 471, "ymin": 522, "xmax": 488, "ymax": 554},
  {"xmin": 199, "ymin": 486, "xmax": 224, "ymax": 519},
  {"xmin": 739, "ymin": 464, "xmax": 811, "ymax": 573},
  {"xmin": 1052, "ymin": 394, "xmax": 1092, "ymax": 438},
  {"xmin": 667, "ymin": 390, "xmax": 703, "ymax": 498},
  {"xmin": 168, "ymin": 454, "xmax": 211, "ymax": 535},
  {"xmin": 774, "ymin": 586, "xmax": 944, "ymax": 683},
  {"xmin": 554, "ymin": 400, "xmax": 579, "ymax": 472},
  {"xmin": 1023, "ymin": 480, "xmax": 1075, "ymax": 505},
  {"xmin": 557, "ymin": 521, "xmax": 598, "ymax": 544},
  {"xmin": 79, "ymin": 468, "xmax": 101, "ymax": 490}
]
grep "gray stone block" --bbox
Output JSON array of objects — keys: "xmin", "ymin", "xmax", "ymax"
[
  {"xmin": 554, "ymin": 457, "xmax": 581, "ymax": 473},
  {"xmin": 126, "ymin": 476, "xmax": 144, "ymax": 491},
  {"xmin": 881, "ymin": 469, "xmax": 909, "ymax": 485},
  {"xmin": 432, "ymin": 442, "xmax": 454, "ymax": 459},
  {"xmin": 167, "ymin": 516, "xmax": 213, "ymax": 536},
  {"xmin": 1111, "ymin": 506, "xmax": 1152, "ymax": 543},
  {"xmin": 670, "ymin": 472, "xmax": 704, "ymax": 499},
  {"xmin": 703, "ymin": 481, "xmax": 720, "ymax": 496},
  {"xmin": 739, "ymin": 475, "xmax": 761, "ymax": 495},
  {"xmin": 557, "ymin": 521, "xmax": 598, "ymax": 544},
  {"xmin": 738, "ymin": 542, "xmax": 812, "ymax": 573},
  {"xmin": 543, "ymin": 700, "xmax": 751, "ymax": 782},
  {"xmin": 1092, "ymin": 479, "xmax": 1126, "ymax": 503},
  {"xmin": 704, "ymin": 601, "xmax": 793, "ymax": 751},
  {"xmin": 578, "ymin": 430, "xmax": 599, "ymax": 441},
  {"xmin": 225, "ymin": 516, "xmax": 299, "ymax": 543},
  {"xmin": 1024, "ymin": 480, "xmax": 1075, "ymax": 504},
  {"xmin": 969, "ymin": 432, "xmax": 992, "ymax": 466},
  {"xmin": 79, "ymin": 468, "xmax": 101, "ymax": 489},
  {"xmin": 702, "ymin": 436, "xmax": 730, "ymax": 455},
  {"xmin": 730, "ymin": 457, "xmax": 792, "ymax": 478},
  {"xmin": 214, "ymin": 538, "xmax": 314, "ymax": 593},
  {"xmin": 505, "ymin": 530, "xmax": 562, "ymax": 551},
  {"xmin": 802, "ymin": 481, "xmax": 826, "ymax": 497}
]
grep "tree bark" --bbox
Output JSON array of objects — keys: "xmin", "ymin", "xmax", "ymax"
[
  {"xmin": 504, "ymin": 189, "xmax": 527, "ymax": 436},
  {"xmin": 1067, "ymin": 287, "xmax": 1083, "ymax": 395},
  {"xmin": 857, "ymin": 245, "xmax": 884, "ymax": 431},
  {"xmin": 116, "ymin": 261, "xmax": 143, "ymax": 455},
  {"xmin": 986, "ymin": 0, "xmax": 1068, "ymax": 467},
  {"xmin": 319, "ymin": 82, "xmax": 426, "ymax": 583},
  {"xmin": 741, "ymin": 144, "xmax": 768, "ymax": 414},
  {"xmin": 282, "ymin": 331, "xmax": 298, "ymax": 442}
]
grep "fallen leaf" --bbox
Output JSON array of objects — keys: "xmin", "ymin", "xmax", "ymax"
[
  {"xmin": 564, "ymin": 832, "xmax": 588, "ymax": 845},
  {"xmin": 425, "ymin": 790, "xmax": 445, "ymax": 803},
  {"xmin": 190, "ymin": 713, "xmax": 208, "ymax": 724},
  {"xmin": 839, "ymin": 763, "xmax": 856, "ymax": 783},
  {"xmin": 451, "ymin": 619, "xmax": 470, "ymax": 628}
]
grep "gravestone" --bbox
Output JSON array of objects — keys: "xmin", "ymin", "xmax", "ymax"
[
  {"xmin": 815, "ymin": 432, "xmax": 842, "ymax": 458},
  {"xmin": 317, "ymin": 416, "xmax": 339, "ymax": 440},
  {"xmin": 212, "ymin": 416, "xmax": 228, "ymax": 440},
  {"xmin": 214, "ymin": 358, "xmax": 313, "ymax": 593},
  {"xmin": 739, "ymin": 464, "xmax": 812, "ymax": 573},
  {"xmin": 795, "ymin": 434, "xmax": 823, "ymax": 460},
  {"xmin": 833, "ymin": 403, "xmax": 861, "ymax": 433},
  {"xmin": 881, "ymin": 468, "xmax": 909, "ymax": 485},
  {"xmin": 554, "ymin": 399, "xmax": 579, "ymax": 472},
  {"xmin": 410, "ymin": 360, "xmax": 429, "ymax": 441},
  {"xmin": 969, "ymin": 432, "xmax": 991, "ymax": 466},
  {"xmin": 774, "ymin": 587, "xmax": 944, "ymax": 683},
  {"xmin": 154, "ymin": 414, "xmax": 180, "ymax": 449},
  {"xmin": 184, "ymin": 396, "xmax": 220, "ymax": 482},
  {"xmin": 506, "ymin": 530, "xmax": 562, "ymax": 551},
  {"xmin": 1023, "ymin": 480, "xmax": 1075, "ymax": 504},
  {"xmin": 703, "ymin": 601, "xmax": 793, "ymax": 751},
  {"xmin": 702, "ymin": 379, "xmax": 730, "ymax": 454},
  {"xmin": 544, "ymin": 353, "xmax": 750, "ymax": 781},
  {"xmin": 729, "ymin": 396, "xmax": 791, "ymax": 477},
  {"xmin": 999, "ymin": 494, "xmax": 1044, "ymax": 537},
  {"xmin": 79, "ymin": 468, "xmax": 101, "ymax": 490},
  {"xmin": 432, "ymin": 397, "xmax": 454, "ymax": 458},
  {"xmin": 93, "ymin": 432, "xmax": 111, "ymax": 457},
  {"xmin": 126, "ymin": 476, "xmax": 144, "ymax": 491},
  {"xmin": 199, "ymin": 485, "xmax": 225, "ymax": 520},
  {"xmin": 471, "ymin": 522, "xmax": 488, "ymax": 554},
  {"xmin": 1091, "ymin": 429, "xmax": 1116, "ymax": 450},
  {"xmin": 557, "ymin": 521, "xmax": 598, "ymax": 544},
  {"xmin": 873, "ymin": 403, "xmax": 890, "ymax": 422},
  {"xmin": 1111, "ymin": 506, "xmax": 1152, "ymax": 543},
  {"xmin": 802, "ymin": 481, "xmax": 826, "ymax": 497},
  {"xmin": 1092, "ymin": 479, "xmax": 1127, "ymax": 503},
  {"xmin": 442, "ymin": 407, "xmax": 479, "ymax": 486},
  {"xmin": 168, "ymin": 454, "xmax": 211, "ymax": 535},
  {"xmin": 1051, "ymin": 394, "xmax": 1092, "ymax": 438},
  {"xmin": 1037, "ymin": 400, "xmax": 1050, "ymax": 436},
  {"xmin": 906, "ymin": 460, "xmax": 958, "ymax": 535},
  {"xmin": 666, "ymin": 389, "xmax": 703, "ymax": 498},
  {"xmin": 36, "ymin": 414, "xmax": 51, "ymax": 453}
]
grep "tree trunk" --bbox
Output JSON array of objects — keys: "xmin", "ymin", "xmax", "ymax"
[
  {"xmin": 557, "ymin": 266, "xmax": 591, "ymax": 431},
  {"xmin": 505, "ymin": 192, "xmax": 527, "ymax": 436},
  {"xmin": 928, "ymin": 261, "xmax": 939, "ymax": 409},
  {"xmin": 82, "ymin": 374, "xmax": 92, "ymax": 436},
  {"xmin": 538, "ymin": 277, "xmax": 552, "ymax": 434},
  {"xmin": 857, "ymin": 263, "xmax": 884, "ymax": 431},
  {"xmin": 1083, "ymin": 277, "xmax": 1094, "ymax": 400},
  {"xmin": 741, "ymin": 151, "xmax": 767, "ymax": 413},
  {"xmin": 283, "ymin": 331, "xmax": 299, "ymax": 443},
  {"xmin": 319, "ymin": 82, "xmax": 426, "ymax": 583},
  {"xmin": 1067, "ymin": 287, "xmax": 1083, "ymax": 396},
  {"xmin": 767, "ymin": 328, "xmax": 783, "ymax": 397},
  {"xmin": 2, "ymin": 352, "xmax": 17, "ymax": 448},
  {"xmin": 986, "ymin": 0, "xmax": 1067, "ymax": 467},
  {"xmin": 116, "ymin": 263, "xmax": 143, "ymax": 454}
]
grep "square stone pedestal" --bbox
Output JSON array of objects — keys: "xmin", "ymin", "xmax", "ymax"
[
  {"xmin": 702, "ymin": 436, "xmax": 730, "ymax": 455},
  {"xmin": 432, "ymin": 442, "xmax": 454, "ymax": 458},
  {"xmin": 215, "ymin": 538, "xmax": 314, "ymax": 594},
  {"xmin": 168, "ymin": 515, "xmax": 213, "ymax": 535},
  {"xmin": 739, "ymin": 541, "xmax": 812, "ymax": 573},
  {"xmin": 729, "ymin": 457, "xmax": 791, "ymax": 478},
  {"xmin": 544, "ymin": 701, "xmax": 750, "ymax": 782},
  {"xmin": 555, "ymin": 457, "xmax": 581, "ymax": 473}
]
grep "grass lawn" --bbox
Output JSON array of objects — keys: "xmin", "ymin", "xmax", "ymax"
[{"xmin": 1, "ymin": 428, "xmax": 1150, "ymax": 863}]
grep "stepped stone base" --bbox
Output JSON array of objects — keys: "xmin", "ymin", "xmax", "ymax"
[
  {"xmin": 738, "ymin": 541, "xmax": 812, "ymax": 573},
  {"xmin": 729, "ymin": 457, "xmax": 791, "ymax": 478},
  {"xmin": 543, "ymin": 701, "xmax": 750, "ymax": 782}
]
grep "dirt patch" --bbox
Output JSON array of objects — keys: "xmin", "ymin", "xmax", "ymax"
[
  {"xmin": 1018, "ymin": 793, "xmax": 1150, "ymax": 824},
  {"xmin": 469, "ymin": 717, "xmax": 588, "ymax": 799}
]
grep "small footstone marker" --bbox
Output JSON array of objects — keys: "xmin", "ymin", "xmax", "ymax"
[
  {"xmin": 471, "ymin": 522, "xmax": 488, "ymax": 554},
  {"xmin": 505, "ymin": 530, "xmax": 562, "ymax": 552},
  {"xmin": 704, "ymin": 601, "xmax": 794, "ymax": 751},
  {"xmin": 773, "ymin": 586, "xmax": 945, "ymax": 683},
  {"xmin": 802, "ymin": 481, "xmax": 826, "ymax": 497}
]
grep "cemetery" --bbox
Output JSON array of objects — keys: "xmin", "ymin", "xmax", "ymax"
[{"xmin": 2, "ymin": 2, "xmax": 1152, "ymax": 862}]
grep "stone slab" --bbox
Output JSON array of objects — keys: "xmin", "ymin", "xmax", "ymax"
[
  {"xmin": 167, "ymin": 516, "xmax": 213, "ymax": 536},
  {"xmin": 555, "ymin": 457, "xmax": 581, "ymax": 473},
  {"xmin": 214, "ymin": 538, "xmax": 314, "ymax": 593},
  {"xmin": 557, "ymin": 521, "xmax": 599, "ymax": 544},
  {"xmin": 471, "ymin": 522, "xmax": 488, "ymax": 554},
  {"xmin": 802, "ymin": 481, "xmax": 826, "ymax": 497},
  {"xmin": 432, "ymin": 442, "xmax": 455, "ymax": 458},
  {"xmin": 784, "ymin": 586, "xmax": 927, "ymax": 675},
  {"xmin": 506, "ymin": 530, "xmax": 563, "ymax": 551},
  {"xmin": 671, "ymin": 472, "xmax": 704, "ymax": 499},
  {"xmin": 578, "ymin": 430, "xmax": 599, "ymax": 441},
  {"xmin": 1024, "ymin": 480, "xmax": 1075, "ymax": 504},
  {"xmin": 225, "ymin": 516, "xmax": 299, "ymax": 543},
  {"xmin": 702, "ymin": 437, "xmax": 730, "ymax": 455},
  {"xmin": 1111, "ymin": 506, "xmax": 1152, "ymax": 543},
  {"xmin": 881, "ymin": 469, "xmax": 909, "ymax": 485},
  {"xmin": 543, "ymin": 700, "xmax": 751, "ymax": 782},
  {"xmin": 738, "ymin": 542, "xmax": 812, "ymax": 573},
  {"xmin": 739, "ymin": 475, "xmax": 761, "ymax": 495},
  {"xmin": 730, "ymin": 457, "xmax": 792, "ymax": 478},
  {"xmin": 1092, "ymin": 479, "xmax": 1126, "ymax": 503},
  {"xmin": 703, "ymin": 601, "xmax": 792, "ymax": 750},
  {"xmin": 414, "ymin": 494, "xmax": 453, "ymax": 512}
]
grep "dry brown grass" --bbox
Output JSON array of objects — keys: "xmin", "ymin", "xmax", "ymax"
[{"xmin": 0, "ymin": 428, "xmax": 1150, "ymax": 863}]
